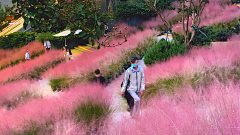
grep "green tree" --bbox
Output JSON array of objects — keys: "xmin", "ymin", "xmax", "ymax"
[
  {"xmin": 0, "ymin": 2, "xmax": 14, "ymax": 32},
  {"xmin": 145, "ymin": 0, "xmax": 209, "ymax": 48},
  {"xmin": 12, "ymin": 0, "xmax": 111, "ymax": 46}
]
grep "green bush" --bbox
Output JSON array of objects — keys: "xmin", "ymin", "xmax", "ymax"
[
  {"xmin": 115, "ymin": 2, "xmax": 156, "ymax": 21},
  {"xmin": 75, "ymin": 101, "xmax": 110, "ymax": 124},
  {"xmin": 49, "ymin": 78, "xmax": 70, "ymax": 91},
  {"xmin": 192, "ymin": 18, "xmax": 240, "ymax": 46},
  {"xmin": 0, "ymin": 32, "xmax": 36, "ymax": 49},
  {"xmin": 144, "ymin": 40, "xmax": 186, "ymax": 65},
  {"xmin": 35, "ymin": 32, "xmax": 65, "ymax": 49},
  {"xmin": 114, "ymin": 0, "xmax": 175, "ymax": 21},
  {"xmin": 173, "ymin": 32, "xmax": 185, "ymax": 44},
  {"xmin": 192, "ymin": 26, "xmax": 233, "ymax": 46}
]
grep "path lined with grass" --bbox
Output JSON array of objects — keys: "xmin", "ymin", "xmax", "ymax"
[{"xmin": 106, "ymin": 60, "xmax": 146, "ymax": 124}]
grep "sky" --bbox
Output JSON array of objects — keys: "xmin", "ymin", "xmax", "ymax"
[{"xmin": 0, "ymin": 0, "xmax": 13, "ymax": 8}]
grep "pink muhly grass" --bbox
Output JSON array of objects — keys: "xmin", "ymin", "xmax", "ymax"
[
  {"xmin": 200, "ymin": 1, "xmax": 240, "ymax": 26},
  {"xmin": 173, "ymin": 0, "xmax": 240, "ymax": 34},
  {"xmin": 228, "ymin": 33, "xmax": 240, "ymax": 41},
  {"xmin": 0, "ymin": 80, "xmax": 39, "ymax": 106},
  {"xmin": 0, "ymin": 42, "xmax": 44, "ymax": 66},
  {"xmin": 0, "ymin": 50, "xmax": 63, "ymax": 83},
  {"xmin": 144, "ymin": 41, "xmax": 240, "ymax": 84},
  {"xmin": 0, "ymin": 84, "xmax": 110, "ymax": 133},
  {"xmin": 142, "ymin": 2, "xmax": 179, "ymax": 29},
  {"xmin": 112, "ymin": 82, "xmax": 240, "ymax": 135},
  {"xmin": 42, "ymin": 29, "xmax": 156, "ymax": 78}
]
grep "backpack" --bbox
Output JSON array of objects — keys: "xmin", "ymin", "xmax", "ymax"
[{"xmin": 121, "ymin": 73, "xmax": 130, "ymax": 98}]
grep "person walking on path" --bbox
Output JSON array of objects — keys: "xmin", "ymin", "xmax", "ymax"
[
  {"xmin": 25, "ymin": 50, "xmax": 30, "ymax": 60},
  {"xmin": 44, "ymin": 40, "xmax": 51, "ymax": 51},
  {"xmin": 93, "ymin": 69, "xmax": 106, "ymax": 86},
  {"xmin": 121, "ymin": 56, "xmax": 145, "ymax": 116}
]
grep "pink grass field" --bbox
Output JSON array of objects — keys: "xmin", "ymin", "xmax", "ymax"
[
  {"xmin": 1, "ymin": 39, "xmax": 239, "ymax": 134},
  {"xmin": 0, "ymin": 42, "xmax": 45, "ymax": 66},
  {"xmin": 111, "ymin": 82, "xmax": 240, "ymax": 135},
  {"xmin": 173, "ymin": 0, "xmax": 240, "ymax": 34},
  {"xmin": 0, "ymin": 80, "xmax": 39, "ymax": 106},
  {"xmin": 42, "ymin": 28, "xmax": 156, "ymax": 78},
  {"xmin": 0, "ymin": 50, "xmax": 63, "ymax": 83},
  {"xmin": 0, "ymin": 84, "xmax": 109, "ymax": 134},
  {"xmin": 144, "ymin": 41, "xmax": 240, "ymax": 84}
]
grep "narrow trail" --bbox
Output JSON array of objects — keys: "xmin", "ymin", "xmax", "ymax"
[
  {"xmin": 35, "ymin": 79, "xmax": 60, "ymax": 97},
  {"xmin": 105, "ymin": 60, "xmax": 146, "ymax": 125}
]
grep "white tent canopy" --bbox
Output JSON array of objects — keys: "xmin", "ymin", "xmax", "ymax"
[
  {"xmin": 53, "ymin": 29, "xmax": 82, "ymax": 47},
  {"xmin": 53, "ymin": 30, "xmax": 71, "ymax": 37}
]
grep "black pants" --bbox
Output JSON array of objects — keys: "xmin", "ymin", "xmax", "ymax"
[{"xmin": 124, "ymin": 90, "xmax": 134, "ymax": 111}]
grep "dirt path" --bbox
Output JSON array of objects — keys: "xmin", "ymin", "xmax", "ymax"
[{"xmin": 105, "ymin": 60, "xmax": 146, "ymax": 124}]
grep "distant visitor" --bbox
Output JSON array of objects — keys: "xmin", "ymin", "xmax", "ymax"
[
  {"xmin": 44, "ymin": 40, "xmax": 51, "ymax": 51},
  {"xmin": 25, "ymin": 50, "xmax": 30, "ymax": 60},
  {"xmin": 93, "ymin": 69, "xmax": 106, "ymax": 86}
]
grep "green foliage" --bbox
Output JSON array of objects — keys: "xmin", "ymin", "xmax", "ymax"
[
  {"xmin": 192, "ymin": 19, "xmax": 240, "ymax": 46},
  {"xmin": 0, "ymin": 2, "xmax": 14, "ymax": 32},
  {"xmin": 13, "ymin": 0, "xmax": 105, "ymax": 45},
  {"xmin": 75, "ymin": 101, "xmax": 110, "ymax": 124},
  {"xmin": 0, "ymin": 32, "xmax": 36, "ymax": 49},
  {"xmin": 49, "ymin": 78, "xmax": 69, "ymax": 91},
  {"xmin": 35, "ymin": 32, "xmax": 64, "ymax": 49},
  {"xmin": 173, "ymin": 32, "xmax": 185, "ymax": 44},
  {"xmin": 144, "ymin": 40, "xmax": 186, "ymax": 65},
  {"xmin": 144, "ymin": 75, "xmax": 184, "ymax": 99},
  {"xmin": 115, "ymin": 2, "xmax": 156, "ymax": 21},
  {"xmin": 115, "ymin": 0, "xmax": 175, "ymax": 21}
]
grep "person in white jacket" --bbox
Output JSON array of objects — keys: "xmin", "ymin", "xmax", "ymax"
[
  {"xmin": 25, "ymin": 50, "xmax": 30, "ymax": 60},
  {"xmin": 121, "ymin": 56, "xmax": 145, "ymax": 116}
]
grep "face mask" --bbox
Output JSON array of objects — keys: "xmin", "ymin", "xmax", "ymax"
[{"xmin": 131, "ymin": 63, "xmax": 137, "ymax": 68}]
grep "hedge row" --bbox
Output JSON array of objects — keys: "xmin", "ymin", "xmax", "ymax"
[
  {"xmin": 144, "ymin": 40, "xmax": 186, "ymax": 65},
  {"xmin": 0, "ymin": 32, "xmax": 89, "ymax": 49},
  {"xmin": 114, "ymin": 0, "xmax": 175, "ymax": 21},
  {"xmin": 174, "ymin": 18, "xmax": 240, "ymax": 46},
  {"xmin": 0, "ymin": 32, "xmax": 36, "ymax": 49}
]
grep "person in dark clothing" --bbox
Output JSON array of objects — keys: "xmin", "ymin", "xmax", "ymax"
[{"xmin": 93, "ymin": 69, "xmax": 106, "ymax": 86}]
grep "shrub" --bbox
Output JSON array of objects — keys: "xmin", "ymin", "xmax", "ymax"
[
  {"xmin": 144, "ymin": 40, "xmax": 186, "ymax": 65},
  {"xmin": 0, "ymin": 32, "xmax": 36, "ymax": 49},
  {"xmin": 114, "ymin": 0, "xmax": 175, "ymax": 21},
  {"xmin": 144, "ymin": 75, "xmax": 184, "ymax": 100},
  {"xmin": 192, "ymin": 19, "xmax": 240, "ymax": 46},
  {"xmin": 74, "ymin": 101, "xmax": 110, "ymax": 124},
  {"xmin": 115, "ymin": 2, "xmax": 156, "ymax": 21},
  {"xmin": 49, "ymin": 78, "xmax": 70, "ymax": 91},
  {"xmin": 173, "ymin": 32, "xmax": 185, "ymax": 44}
]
